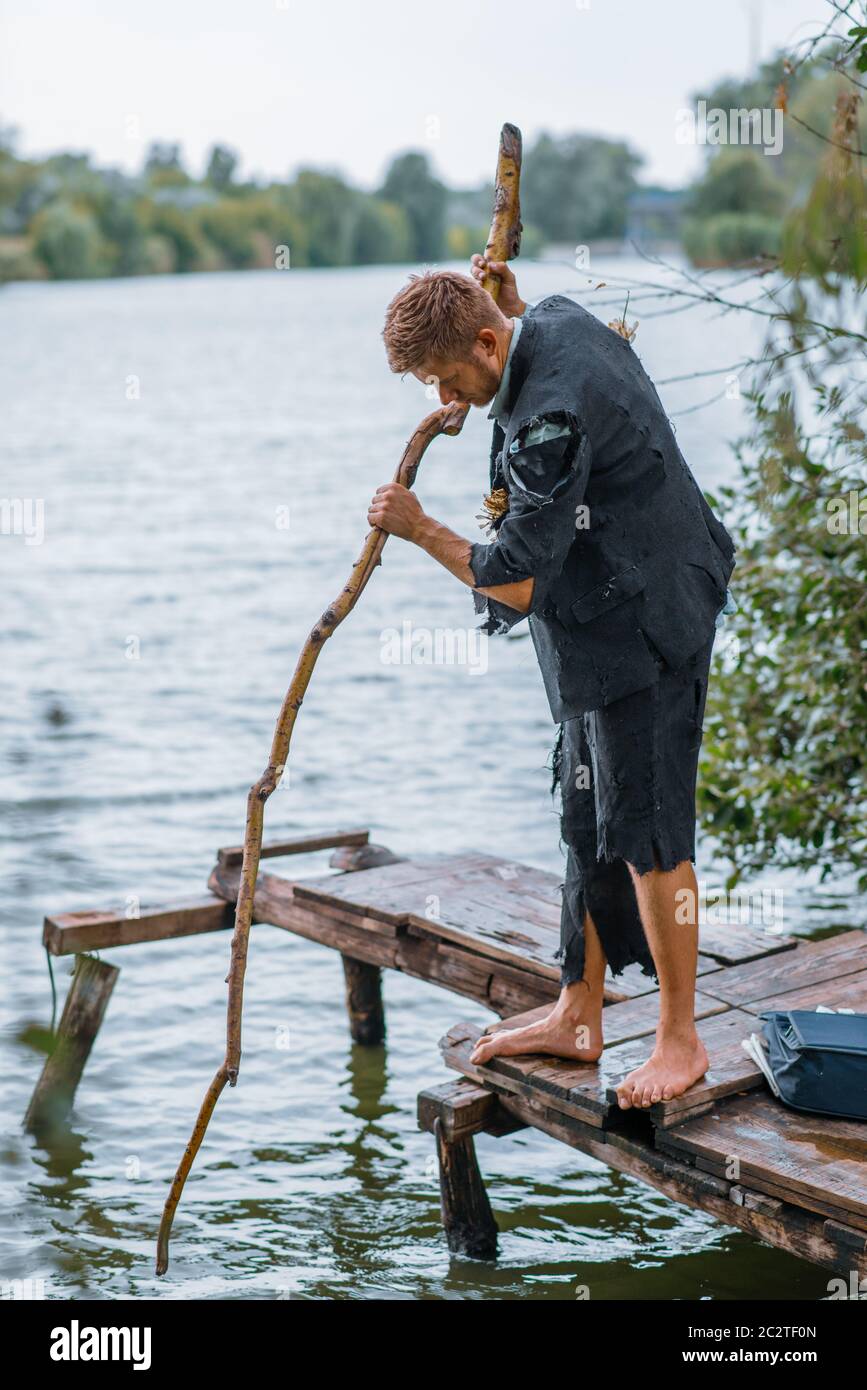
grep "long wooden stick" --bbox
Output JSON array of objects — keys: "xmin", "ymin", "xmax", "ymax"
[{"xmin": 156, "ymin": 122, "xmax": 522, "ymax": 1275}]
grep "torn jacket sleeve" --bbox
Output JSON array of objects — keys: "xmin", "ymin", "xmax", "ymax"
[{"xmin": 469, "ymin": 420, "xmax": 592, "ymax": 633}]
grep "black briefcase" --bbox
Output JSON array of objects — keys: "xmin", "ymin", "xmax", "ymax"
[{"xmin": 759, "ymin": 1010, "xmax": 867, "ymax": 1122}]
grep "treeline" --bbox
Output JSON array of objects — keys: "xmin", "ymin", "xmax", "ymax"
[
  {"xmin": 0, "ymin": 130, "xmax": 644, "ymax": 283},
  {"xmin": 2, "ymin": 46, "xmax": 858, "ymax": 283},
  {"xmin": 682, "ymin": 56, "xmax": 867, "ymax": 267}
]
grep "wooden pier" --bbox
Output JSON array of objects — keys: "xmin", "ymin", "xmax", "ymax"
[{"xmin": 32, "ymin": 827, "xmax": 867, "ymax": 1279}]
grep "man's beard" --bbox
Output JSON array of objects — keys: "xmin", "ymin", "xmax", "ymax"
[{"xmin": 474, "ymin": 361, "xmax": 502, "ymax": 406}]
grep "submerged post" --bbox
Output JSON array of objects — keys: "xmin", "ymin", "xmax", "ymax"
[
  {"xmin": 433, "ymin": 1117, "xmax": 499, "ymax": 1259},
  {"xmin": 25, "ymin": 954, "xmax": 119, "ymax": 1133}
]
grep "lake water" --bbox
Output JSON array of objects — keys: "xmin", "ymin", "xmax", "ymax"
[{"xmin": 1, "ymin": 258, "xmax": 861, "ymax": 1301}]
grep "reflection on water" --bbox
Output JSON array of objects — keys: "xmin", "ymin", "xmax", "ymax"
[{"xmin": 0, "ymin": 262, "xmax": 857, "ymax": 1300}]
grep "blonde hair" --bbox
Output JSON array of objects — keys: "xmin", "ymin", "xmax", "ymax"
[{"xmin": 382, "ymin": 269, "xmax": 504, "ymax": 373}]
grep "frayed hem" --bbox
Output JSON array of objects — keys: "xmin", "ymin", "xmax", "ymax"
[
  {"xmin": 606, "ymin": 957, "xmax": 660, "ymax": 985},
  {"xmin": 595, "ymin": 821, "xmax": 695, "ymax": 878}
]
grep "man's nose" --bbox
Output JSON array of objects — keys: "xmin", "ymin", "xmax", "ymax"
[{"xmin": 439, "ymin": 385, "xmax": 459, "ymax": 405}]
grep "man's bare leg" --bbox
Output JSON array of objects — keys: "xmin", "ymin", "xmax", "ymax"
[
  {"xmin": 469, "ymin": 909, "xmax": 607, "ymax": 1064},
  {"xmin": 614, "ymin": 858, "xmax": 708, "ymax": 1109}
]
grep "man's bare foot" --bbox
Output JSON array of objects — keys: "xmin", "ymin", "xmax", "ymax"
[
  {"xmin": 469, "ymin": 984, "xmax": 603, "ymax": 1065},
  {"xmin": 615, "ymin": 1031, "xmax": 709, "ymax": 1109}
]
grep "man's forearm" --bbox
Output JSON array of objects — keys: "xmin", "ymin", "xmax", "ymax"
[{"xmin": 412, "ymin": 515, "xmax": 535, "ymax": 613}]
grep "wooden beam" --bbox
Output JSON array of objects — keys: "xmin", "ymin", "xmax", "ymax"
[
  {"xmin": 216, "ymin": 826, "xmax": 369, "ymax": 869},
  {"xmin": 418, "ymin": 1078, "xmax": 526, "ymax": 1143},
  {"xmin": 43, "ymin": 896, "xmax": 234, "ymax": 957},
  {"xmin": 460, "ymin": 1081, "xmax": 867, "ymax": 1277}
]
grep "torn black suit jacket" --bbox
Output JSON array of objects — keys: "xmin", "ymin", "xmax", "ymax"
[{"xmin": 468, "ymin": 294, "xmax": 737, "ymax": 721}]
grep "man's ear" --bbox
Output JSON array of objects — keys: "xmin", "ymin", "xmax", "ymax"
[{"xmin": 476, "ymin": 328, "xmax": 499, "ymax": 358}]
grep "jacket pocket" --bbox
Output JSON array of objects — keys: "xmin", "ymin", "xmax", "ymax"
[{"xmin": 569, "ymin": 564, "xmax": 646, "ymax": 624}]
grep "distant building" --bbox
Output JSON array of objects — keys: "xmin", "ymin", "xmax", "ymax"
[{"xmin": 624, "ymin": 187, "xmax": 684, "ymax": 248}]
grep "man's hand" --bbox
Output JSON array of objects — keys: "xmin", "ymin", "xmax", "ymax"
[
  {"xmin": 470, "ymin": 254, "xmax": 526, "ymax": 318},
  {"xmin": 367, "ymin": 482, "xmax": 425, "ymax": 541}
]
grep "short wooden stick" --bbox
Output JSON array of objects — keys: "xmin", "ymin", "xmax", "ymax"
[{"xmin": 25, "ymin": 954, "xmax": 119, "ymax": 1132}]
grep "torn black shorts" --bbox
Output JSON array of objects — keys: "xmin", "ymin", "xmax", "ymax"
[{"xmin": 553, "ymin": 630, "xmax": 717, "ymax": 987}]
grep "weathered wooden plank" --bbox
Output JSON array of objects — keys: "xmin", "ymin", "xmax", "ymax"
[
  {"xmin": 207, "ymin": 866, "xmax": 554, "ymax": 1014},
  {"xmin": 730, "ymin": 1186, "xmax": 784, "ymax": 1215},
  {"xmin": 217, "ymin": 826, "xmax": 369, "ymax": 868},
  {"xmin": 447, "ymin": 857, "xmax": 563, "ymax": 903},
  {"xmin": 604, "ymin": 954, "xmax": 724, "ymax": 1002},
  {"xmin": 405, "ymin": 893, "xmax": 560, "ymax": 977},
  {"xmin": 291, "ymin": 852, "xmax": 500, "ymax": 923},
  {"xmin": 462, "ymin": 1086, "xmax": 867, "ymax": 1277},
  {"xmin": 440, "ymin": 994, "xmax": 737, "ymax": 1130},
  {"xmin": 655, "ymin": 1091, "xmax": 867, "ymax": 1232},
  {"xmin": 209, "ymin": 863, "xmax": 405, "ymax": 938},
  {"xmin": 602, "ymin": 1007, "xmax": 763, "ymax": 1125},
  {"xmin": 464, "ymin": 859, "xmax": 797, "ymax": 964},
  {"xmin": 695, "ymin": 918, "xmax": 797, "ymax": 964},
  {"xmin": 823, "ymin": 1219, "xmax": 867, "ymax": 1252},
  {"xmin": 439, "ymin": 1024, "xmax": 608, "ymax": 1126},
  {"xmin": 739, "ymin": 967, "xmax": 867, "ymax": 1017},
  {"xmin": 699, "ymin": 930, "xmax": 867, "ymax": 1008},
  {"xmin": 43, "ymin": 896, "xmax": 234, "ymax": 957},
  {"xmin": 484, "ymin": 960, "xmax": 559, "ymax": 1016}
]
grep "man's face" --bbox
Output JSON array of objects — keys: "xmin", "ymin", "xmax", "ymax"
[{"xmin": 411, "ymin": 329, "xmax": 503, "ymax": 409}]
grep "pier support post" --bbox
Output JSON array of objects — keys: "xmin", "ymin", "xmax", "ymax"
[
  {"xmin": 341, "ymin": 955, "xmax": 386, "ymax": 1045},
  {"xmin": 25, "ymin": 954, "xmax": 119, "ymax": 1133},
  {"xmin": 434, "ymin": 1117, "xmax": 499, "ymax": 1259}
]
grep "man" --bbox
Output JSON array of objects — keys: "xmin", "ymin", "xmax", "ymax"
[{"xmin": 369, "ymin": 260, "xmax": 736, "ymax": 1108}]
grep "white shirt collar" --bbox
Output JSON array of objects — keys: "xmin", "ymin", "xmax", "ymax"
[{"xmin": 487, "ymin": 316, "xmax": 523, "ymax": 428}]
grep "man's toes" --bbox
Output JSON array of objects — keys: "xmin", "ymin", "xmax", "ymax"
[{"xmin": 649, "ymin": 1083, "xmax": 663, "ymax": 1104}]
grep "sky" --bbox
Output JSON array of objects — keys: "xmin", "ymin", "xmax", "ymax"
[{"xmin": 1, "ymin": 0, "xmax": 828, "ymax": 190}]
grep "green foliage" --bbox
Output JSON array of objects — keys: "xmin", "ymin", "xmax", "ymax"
[
  {"xmin": 683, "ymin": 211, "xmax": 782, "ymax": 265},
  {"xmin": 349, "ymin": 197, "xmax": 412, "ymax": 264},
  {"xmin": 204, "ymin": 144, "xmax": 238, "ymax": 192},
  {"xmin": 31, "ymin": 200, "xmax": 111, "ymax": 278},
  {"xmin": 144, "ymin": 142, "xmax": 189, "ymax": 188},
  {"xmin": 699, "ymin": 62, "xmax": 867, "ymax": 889},
  {"xmin": 286, "ymin": 169, "xmax": 359, "ymax": 266},
  {"xmin": 702, "ymin": 383, "xmax": 867, "ymax": 889},
  {"xmin": 141, "ymin": 201, "xmax": 211, "ymax": 273},
  {"xmin": 522, "ymin": 131, "xmax": 642, "ymax": 241},
  {"xmin": 378, "ymin": 151, "xmax": 447, "ymax": 261},
  {"xmin": 684, "ymin": 55, "xmax": 867, "ymax": 267},
  {"xmin": 198, "ymin": 199, "xmax": 259, "ymax": 267},
  {"xmin": 686, "ymin": 150, "xmax": 787, "ymax": 219},
  {"xmin": 781, "ymin": 94, "xmax": 867, "ymax": 287}
]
